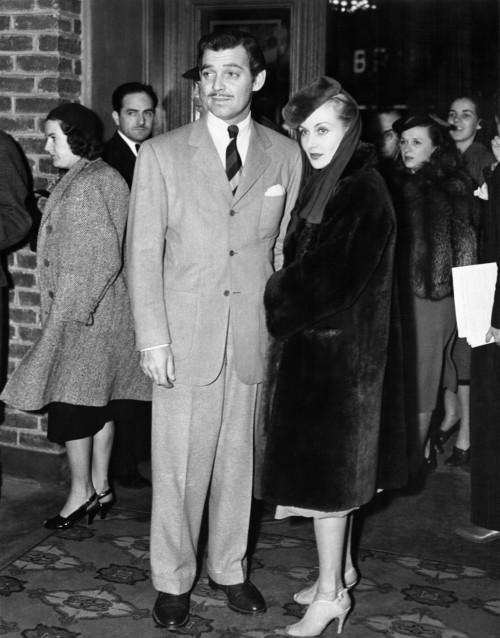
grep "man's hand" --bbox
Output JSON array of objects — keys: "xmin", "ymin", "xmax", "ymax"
[
  {"xmin": 486, "ymin": 326, "xmax": 500, "ymax": 346},
  {"xmin": 140, "ymin": 346, "xmax": 176, "ymax": 387}
]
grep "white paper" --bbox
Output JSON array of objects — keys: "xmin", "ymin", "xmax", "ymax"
[{"xmin": 452, "ymin": 263, "xmax": 498, "ymax": 347}]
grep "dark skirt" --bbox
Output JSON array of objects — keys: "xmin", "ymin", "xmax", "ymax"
[
  {"xmin": 47, "ymin": 400, "xmax": 145, "ymax": 445},
  {"xmin": 470, "ymin": 343, "xmax": 500, "ymax": 531}
]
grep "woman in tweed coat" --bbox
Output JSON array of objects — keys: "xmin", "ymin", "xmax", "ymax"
[{"xmin": 1, "ymin": 104, "xmax": 150, "ymax": 529}]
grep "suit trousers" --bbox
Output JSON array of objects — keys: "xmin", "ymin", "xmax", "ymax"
[{"xmin": 150, "ymin": 327, "xmax": 259, "ymax": 594}]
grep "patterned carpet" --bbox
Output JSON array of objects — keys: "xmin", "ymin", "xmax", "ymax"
[{"xmin": 0, "ymin": 506, "xmax": 499, "ymax": 638}]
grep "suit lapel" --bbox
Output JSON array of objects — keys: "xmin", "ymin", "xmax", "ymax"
[
  {"xmin": 232, "ymin": 122, "xmax": 271, "ymax": 205},
  {"xmin": 189, "ymin": 120, "xmax": 233, "ymax": 205}
]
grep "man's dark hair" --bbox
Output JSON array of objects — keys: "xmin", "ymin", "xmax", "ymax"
[
  {"xmin": 197, "ymin": 30, "xmax": 266, "ymax": 79},
  {"xmin": 112, "ymin": 82, "xmax": 159, "ymax": 112}
]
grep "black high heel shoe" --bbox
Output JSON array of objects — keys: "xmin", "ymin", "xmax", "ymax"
[
  {"xmin": 44, "ymin": 492, "xmax": 99, "ymax": 530},
  {"xmin": 435, "ymin": 421, "xmax": 460, "ymax": 454},
  {"xmin": 98, "ymin": 488, "xmax": 116, "ymax": 520}
]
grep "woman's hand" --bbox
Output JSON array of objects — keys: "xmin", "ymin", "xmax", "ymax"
[
  {"xmin": 486, "ymin": 326, "xmax": 500, "ymax": 345},
  {"xmin": 140, "ymin": 345, "xmax": 176, "ymax": 387},
  {"xmin": 491, "ymin": 136, "xmax": 500, "ymax": 162}
]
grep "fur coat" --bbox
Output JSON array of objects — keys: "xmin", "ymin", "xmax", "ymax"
[
  {"xmin": 390, "ymin": 158, "xmax": 479, "ymax": 301},
  {"xmin": 259, "ymin": 144, "xmax": 408, "ymax": 512},
  {"xmin": 1, "ymin": 158, "xmax": 151, "ymax": 410}
]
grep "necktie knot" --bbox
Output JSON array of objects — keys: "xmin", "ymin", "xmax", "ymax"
[
  {"xmin": 228, "ymin": 125, "xmax": 239, "ymax": 140},
  {"xmin": 135, "ymin": 143, "xmax": 141, "ymax": 153}
]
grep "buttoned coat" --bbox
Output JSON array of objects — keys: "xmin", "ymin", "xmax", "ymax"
[
  {"xmin": 127, "ymin": 117, "xmax": 303, "ymax": 386},
  {"xmin": 1, "ymin": 158, "xmax": 151, "ymax": 410}
]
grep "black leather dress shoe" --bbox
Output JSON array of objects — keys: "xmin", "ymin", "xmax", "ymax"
[
  {"xmin": 444, "ymin": 446, "xmax": 470, "ymax": 466},
  {"xmin": 152, "ymin": 591, "xmax": 190, "ymax": 629},
  {"xmin": 208, "ymin": 578, "xmax": 266, "ymax": 615},
  {"xmin": 115, "ymin": 473, "xmax": 152, "ymax": 489}
]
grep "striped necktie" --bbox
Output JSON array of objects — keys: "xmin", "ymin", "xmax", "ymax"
[{"xmin": 226, "ymin": 125, "xmax": 242, "ymax": 194}]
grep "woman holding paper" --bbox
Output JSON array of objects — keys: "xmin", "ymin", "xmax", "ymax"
[
  {"xmin": 389, "ymin": 113, "xmax": 479, "ymax": 484},
  {"xmin": 437, "ymin": 96, "xmax": 495, "ymax": 467}
]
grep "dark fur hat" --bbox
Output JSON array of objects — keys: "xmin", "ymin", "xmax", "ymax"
[
  {"xmin": 392, "ymin": 113, "xmax": 453, "ymax": 135},
  {"xmin": 282, "ymin": 76, "xmax": 342, "ymax": 128}
]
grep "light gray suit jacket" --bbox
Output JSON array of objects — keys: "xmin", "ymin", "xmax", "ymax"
[{"xmin": 127, "ymin": 117, "xmax": 302, "ymax": 386}]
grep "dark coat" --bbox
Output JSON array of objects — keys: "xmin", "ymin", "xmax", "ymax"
[
  {"xmin": 102, "ymin": 132, "xmax": 137, "ymax": 188},
  {"xmin": 0, "ymin": 131, "xmax": 32, "ymax": 286},
  {"xmin": 390, "ymin": 159, "xmax": 479, "ymax": 301},
  {"xmin": 260, "ymin": 144, "xmax": 408, "ymax": 512},
  {"xmin": 1, "ymin": 158, "xmax": 151, "ymax": 410},
  {"xmin": 469, "ymin": 162, "xmax": 500, "ymax": 530}
]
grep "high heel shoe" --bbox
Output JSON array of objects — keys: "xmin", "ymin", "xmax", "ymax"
[
  {"xmin": 294, "ymin": 566, "xmax": 358, "ymax": 605},
  {"xmin": 44, "ymin": 493, "xmax": 99, "ymax": 530},
  {"xmin": 435, "ymin": 421, "xmax": 460, "ymax": 454},
  {"xmin": 97, "ymin": 487, "xmax": 116, "ymax": 520},
  {"xmin": 286, "ymin": 588, "xmax": 351, "ymax": 636}
]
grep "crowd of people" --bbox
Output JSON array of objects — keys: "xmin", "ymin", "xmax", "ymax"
[{"xmin": 1, "ymin": 28, "xmax": 499, "ymax": 636}]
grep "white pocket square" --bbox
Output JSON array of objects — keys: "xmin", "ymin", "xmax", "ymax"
[{"xmin": 265, "ymin": 184, "xmax": 286, "ymax": 196}]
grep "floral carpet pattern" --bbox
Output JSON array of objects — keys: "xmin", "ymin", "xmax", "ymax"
[{"xmin": 0, "ymin": 508, "xmax": 499, "ymax": 637}]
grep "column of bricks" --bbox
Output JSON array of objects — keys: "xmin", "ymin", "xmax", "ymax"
[{"xmin": 0, "ymin": 0, "xmax": 82, "ymax": 474}]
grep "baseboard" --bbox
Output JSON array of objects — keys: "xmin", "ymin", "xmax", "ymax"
[{"xmin": 0, "ymin": 444, "xmax": 68, "ymax": 485}]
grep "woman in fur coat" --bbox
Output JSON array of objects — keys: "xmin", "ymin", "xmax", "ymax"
[
  {"xmin": 1, "ymin": 104, "xmax": 150, "ymax": 529},
  {"xmin": 260, "ymin": 77, "xmax": 407, "ymax": 637},
  {"xmin": 389, "ymin": 114, "xmax": 479, "ymax": 479}
]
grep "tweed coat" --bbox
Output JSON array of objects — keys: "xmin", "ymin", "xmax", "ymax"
[
  {"xmin": 260, "ymin": 144, "xmax": 408, "ymax": 512},
  {"xmin": 127, "ymin": 117, "xmax": 303, "ymax": 386},
  {"xmin": 1, "ymin": 158, "xmax": 150, "ymax": 410}
]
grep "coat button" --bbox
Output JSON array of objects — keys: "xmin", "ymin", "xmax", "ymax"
[
  {"xmin": 46, "ymin": 225, "xmax": 53, "ymax": 233},
  {"xmin": 48, "ymin": 291, "xmax": 54, "ymax": 298},
  {"xmin": 229, "ymin": 210, "xmax": 235, "ymax": 216},
  {"xmin": 229, "ymin": 250, "xmax": 235, "ymax": 256},
  {"xmin": 223, "ymin": 290, "xmax": 230, "ymax": 296},
  {"xmin": 44, "ymin": 258, "xmax": 50, "ymax": 266}
]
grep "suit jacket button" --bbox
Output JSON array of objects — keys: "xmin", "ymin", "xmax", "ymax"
[
  {"xmin": 44, "ymin": 258, "xmax": 50, "ymax": 266},
  {"xmin": 46, "ymin": 225, "xmax": 53, "ymax": 233},
  {"xmin": 223, "ymin": 290, "xmax": 230, "ymax": 296},
  {"xmin": 229, "ymin": 250, "xmax": 235, "ymax": 256},
  {"xmin": 48, "ymin": 291, "xmax": 54, "ymax": 298},
  {"xmin": 229, "ymin": 210, "xmax": 235, "ymax": 216}
]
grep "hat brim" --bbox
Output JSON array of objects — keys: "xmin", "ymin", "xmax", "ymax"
[{"xmin": 182, "ymin": 67, "xmax": 200, "ymax": 81}]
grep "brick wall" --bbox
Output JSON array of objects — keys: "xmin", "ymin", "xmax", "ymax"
[{"xmin": 0, "ymin": 0, "xmax": 82, "ymax": 469}]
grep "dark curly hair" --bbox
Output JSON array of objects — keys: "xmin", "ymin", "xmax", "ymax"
[{"xmin": 54, "ymin": 119, "xmax": 102, "ymax": 160}]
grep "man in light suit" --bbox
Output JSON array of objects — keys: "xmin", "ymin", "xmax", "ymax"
[{"xmin": 127, "ymin": 30, "xmax": 302, "ymax": 630}]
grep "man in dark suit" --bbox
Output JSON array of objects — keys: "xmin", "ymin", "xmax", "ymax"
[
  {"xmin": 103, "ymin": 82, "xmax": 158, "ymax": 489},
  {"xmin": 0, "ymin": 131, "xmax": 32, "ymax": 384},
  {"xmin": 103, "ymin": 82, "xmax": 158, "ymax": 188}
]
